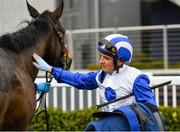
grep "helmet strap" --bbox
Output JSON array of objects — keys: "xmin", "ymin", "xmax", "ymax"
[{"xmin": 113, "ymin": 58, "xmax": 124, "ymax": 73}]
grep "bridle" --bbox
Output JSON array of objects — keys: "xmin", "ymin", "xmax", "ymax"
[
  {"xmin": 34, "ymin": 17, "xmax": 71, "ymax": 131},
  {"xmin": 47, "ymin": 15, "xmax": 71, "ymax": 70}
]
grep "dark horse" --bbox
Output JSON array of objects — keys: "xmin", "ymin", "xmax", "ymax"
[{"xmin": 0, "ymin": 0, "xmax": 71, "ymax": 130}]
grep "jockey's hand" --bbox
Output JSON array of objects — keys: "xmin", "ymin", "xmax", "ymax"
[
  {"xmin": 33, "ymin": 53, "xmax": 52, "ymax": 72},
  {"xmin": 35, "ymin": 82, "xmax": 51, "ymax": 93}
]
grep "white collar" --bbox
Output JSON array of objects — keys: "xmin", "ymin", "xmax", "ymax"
[{"xmin": 109, "ymin": 64, "xmax": 127, "ymax": 75}]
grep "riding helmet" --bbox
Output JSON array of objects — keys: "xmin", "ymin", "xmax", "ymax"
[{"xmin": 97, "ymin": 34, "xmax": 133, "ymax": 63}]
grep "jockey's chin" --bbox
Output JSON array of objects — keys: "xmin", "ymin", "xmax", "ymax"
[{"xmin": 101, "ymin": 66, "xmax": 114, "ymax": 74}]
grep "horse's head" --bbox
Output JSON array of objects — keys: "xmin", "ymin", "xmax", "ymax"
[{"xmin": 26, "ymin": 0, "xmax": 72, "ymax": 70}]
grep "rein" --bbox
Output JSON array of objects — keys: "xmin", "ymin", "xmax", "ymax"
[{"xmin": 35, "ymin": 72, "xmax": 53, "ymax": 131}]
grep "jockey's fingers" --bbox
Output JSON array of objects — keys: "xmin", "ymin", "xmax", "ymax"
[
  {"xmin": 32, "ymin": 62, "xmax": 39, "ymax": 68},
  {"xmin": 33, "ymin": 54, "xmax": 43, "ymax": 63},
  {"xmin": 33, "ymin": 53, "xmax": 41, "ymax": 60}
]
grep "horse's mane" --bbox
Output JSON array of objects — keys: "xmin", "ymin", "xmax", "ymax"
[{"xmin": 0, "ymin": 11, "xmax": 53, "ymax": 53}]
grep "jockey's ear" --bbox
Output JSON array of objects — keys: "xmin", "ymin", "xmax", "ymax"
[
  {"xmin": 26, "ymin": 0, "xmax": 39, "ymax": 18},
  {"xmin": 117, "ymin": 59, "xmax": 124, "ymax": 66}
]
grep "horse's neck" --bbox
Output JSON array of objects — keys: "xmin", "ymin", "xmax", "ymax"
[
  {"xmin": 19, "ymin": 34, "xmax": 51, "ymax": 82},
  {"xmin": 18, "ymin": 50, "xmax": 39, "ymax": 82}
]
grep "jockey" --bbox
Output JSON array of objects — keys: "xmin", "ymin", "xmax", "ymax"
[{"xmin": 33, "ymin": 34, "xmax": 165, "ymax": 131}]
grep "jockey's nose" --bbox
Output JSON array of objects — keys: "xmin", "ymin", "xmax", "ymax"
[{"xmin": 99, "ymin": 56, "xmax": 104, "ymax": 64}]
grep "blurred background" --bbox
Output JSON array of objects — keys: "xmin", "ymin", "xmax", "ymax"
[
  {"xmin": 1, "ymin": 0, "xmax": 180, "ymax": 111},
  {"xmin": 2, "ymin": 0, "xmax": 180, "ymax": 70}
]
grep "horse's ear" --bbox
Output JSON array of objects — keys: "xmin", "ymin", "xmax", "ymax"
[
  {"xmin": 50, "ymin": 0, "xmax": 64, "ymax": 23},
  {"xmin": 26, "ymin": 0, "xmax": 39, "ymax": 18}
]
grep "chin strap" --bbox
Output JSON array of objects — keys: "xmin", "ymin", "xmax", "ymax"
[{"xmin": 113, "ymin": 57, "xmax": 124, "ymax": 73}]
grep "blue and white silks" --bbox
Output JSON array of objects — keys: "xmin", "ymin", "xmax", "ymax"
[
  {"xmin": 51, "ymin": 64, "xmax": 163, "ymax": 131},
  {"xmin": 51, "ymin": 64, "xmax": 157, "ymax": 112}
]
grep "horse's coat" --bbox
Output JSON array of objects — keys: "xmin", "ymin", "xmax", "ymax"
[{"xmin": 0, "ymin": 0, "xmax": 71, "ymax": 130}]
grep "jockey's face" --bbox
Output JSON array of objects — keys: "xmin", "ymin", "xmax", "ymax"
[{"xmin": 99, "ymin": 53, "xmax": 114, "ymax": 73}]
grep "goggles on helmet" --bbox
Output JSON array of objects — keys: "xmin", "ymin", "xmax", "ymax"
[{"xmin": 98, "ymin": 39, "xmax": 117, "ymax": 56}]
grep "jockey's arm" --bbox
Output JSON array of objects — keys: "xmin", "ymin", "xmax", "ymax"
[
  {"xmin": 133, "ymin": 75, "xmax": 157, "ymax": 107},
  {"xmin": 33, "ymin": 53, "xmax": 99, "ymax": 91},
  {"xmin": 51, "ymin": 67, "xmax": 99, "ymax": 90}
]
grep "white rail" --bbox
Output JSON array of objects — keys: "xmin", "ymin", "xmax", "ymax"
[{"xmin": 35, "ymin": 74, "xmax": 180, "ymax": 111}]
